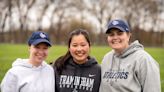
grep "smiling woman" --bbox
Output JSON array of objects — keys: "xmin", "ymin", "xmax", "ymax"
[
  {"xmin": 99, "ymin": 19, "xmax": 161, "ymax": 92},
  {"xmin": 52, "ymin": 29, "xmax": 101, "ymax": 92},
  {"xmin": 69, "ymin": 33, "xmax": 90, "ymax": 64},
  {"xmin": 0, "ymin": 31, "xmax": 55, "ymax": 92}
]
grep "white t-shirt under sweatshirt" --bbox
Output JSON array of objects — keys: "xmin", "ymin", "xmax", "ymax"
[{"xmin": 1, "ymin": 58, "xmax": 55, "ymax": 92}]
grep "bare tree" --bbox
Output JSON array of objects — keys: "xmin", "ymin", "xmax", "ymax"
[
  {"xmin": 15, "ymin": 0, "xmax": 36, "ymax": 43},
  {"xmin": 48, "ymin": 0, "xmax": 67, "ymax": 44},
  {"xmin": 87, "ymin": 0, "xmax": 110, "ymax": 45},
  {"xmin": 0, "ymin": 0, "xmax": 10, "ymax": 42},
  {"xmin": 118, "ymin": 0, "xmax": 159, "ymax": 45}
]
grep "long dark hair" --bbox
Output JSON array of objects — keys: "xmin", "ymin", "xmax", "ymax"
[{"xmin": 53, "ymin": 29, "xmax": 91, "ymax": 74}]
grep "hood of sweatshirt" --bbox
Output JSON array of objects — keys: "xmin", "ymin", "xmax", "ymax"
[
  {"xmin": 12, "ymin": 58, "xmax": 47, "ymax": 70},
  {"xmin": 109, "ymin": 40, "xmax": 144, "ymax": 71},
  {"xmin": 1, "ymin": 58, "xmax": 55, "ymax": 92},
  {"xmin": 68, "ymin": 56, "xmax": 98, "ymax": 68},
  {"xmin": 119, "ymin": 40, "xmax": 144, "ymax": 58}
]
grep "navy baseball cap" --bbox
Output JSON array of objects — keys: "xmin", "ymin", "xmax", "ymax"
[
  {"xmin": 28, "ymin": 31, "xmax": 51, "ymax": 46},
  {"xmin": 106, "ymin": 19, "xmax": 130, "ymax": 34}
]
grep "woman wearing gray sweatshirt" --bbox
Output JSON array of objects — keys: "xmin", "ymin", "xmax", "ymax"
[
  {"xmin": 99, "ymin": 19, "xmax": 161, "ymax": 92},
  {"xmin": 1, "ymin": 31, "xmax": 55, "ymax": 92}
]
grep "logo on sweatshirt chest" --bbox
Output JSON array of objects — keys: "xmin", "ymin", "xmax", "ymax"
[
  {"xmin": 59, "ymin": 75, "xmax": 95, "ymax": 91},
  {"xmin": 103, "ymin": 69, "xmax": 129, "ymax": 80}
]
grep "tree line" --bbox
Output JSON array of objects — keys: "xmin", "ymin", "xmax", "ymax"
[{"xmin": 0, "ymin": 0, "xmax": 164, "ymax": 47}]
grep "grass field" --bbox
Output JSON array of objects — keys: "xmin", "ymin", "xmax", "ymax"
[{"xmin": 0, "ymin": 44, "xmax": 164, "ymax": 91}]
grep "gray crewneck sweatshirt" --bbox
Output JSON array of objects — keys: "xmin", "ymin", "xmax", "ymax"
[
  {"xmin": 99, "ymin": 40, "xmax": 161, "ymax": 92},
  {"xmin": 1, "ymin": 58, "xmax": 55, "ymax": 92}
]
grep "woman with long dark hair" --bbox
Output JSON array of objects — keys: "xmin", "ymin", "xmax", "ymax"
[{"xmin": 53, "ymin": 29, "xmax": 101, "ymax": 92}]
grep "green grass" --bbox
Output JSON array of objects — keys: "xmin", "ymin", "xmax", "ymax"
[{"xmin": 0, "ymin": 44, "xmax": 163, "ymax": 91}]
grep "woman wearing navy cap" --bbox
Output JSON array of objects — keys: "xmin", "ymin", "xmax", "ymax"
[
  {"xmin": 99, "ymin": 19, "xmax": 161, "ymax": 92},
  {"xmin": 1, "ymin": 31, "xmax": 55, "ymax": 92}
]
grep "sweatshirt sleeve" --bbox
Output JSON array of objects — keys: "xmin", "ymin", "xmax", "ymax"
[
  {"xmin": 1, "ymin": 70, "xmax": 18, "ymax": 92},
  {"xmin": 138, "ymin": 52, "xmax": 161, "ymax": 92}
]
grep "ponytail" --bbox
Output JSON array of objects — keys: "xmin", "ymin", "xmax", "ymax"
[{"xmin": 53, "ymin": 51, "xmax": 71, "ymax": 74}]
